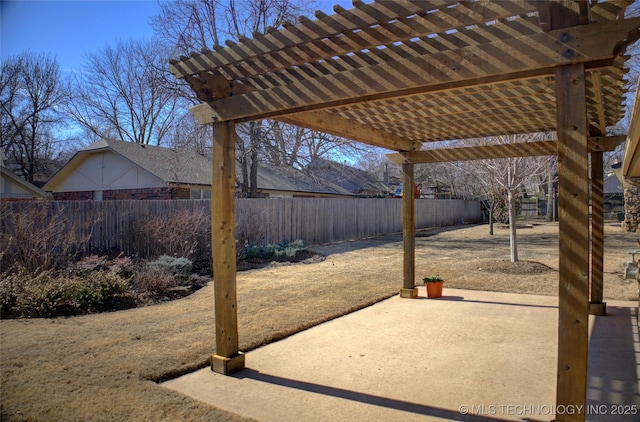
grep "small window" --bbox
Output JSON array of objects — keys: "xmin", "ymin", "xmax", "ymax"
[{"xmin": 93, "ymin": 190, "xmax": 103, "ymax": 201}]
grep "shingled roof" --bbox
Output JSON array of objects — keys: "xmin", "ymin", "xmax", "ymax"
[
  {"xmin": 47, "ymin": 139, "xmax": 354, "ymax": 196},
  {"xmin": 306, "ymin": 158, "xmax": 388, "ymax": 196},
  {"xmin": 83, "ymin": 139, "xmax": 211, "ymax": 186}
]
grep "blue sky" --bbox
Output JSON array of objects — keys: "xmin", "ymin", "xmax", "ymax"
[
  {"xmin": 1, "ymin": 0, "xmax": 349, "ymax": 73},
  {"xmin": 2, "ymin": 0, "xmax": 164, "ymax": 72}
]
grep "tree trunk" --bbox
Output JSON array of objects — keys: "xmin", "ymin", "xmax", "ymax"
[
  {"xmin": 508, "ymin": 189, "xmax": 518, "ymax": 262},
  {"xmin": 489, "ymin": 203, "xmax": 494, "ymax": 236},
  {"xmin": 546, "ymin": 162, "xmax": 556, "ymax": 222},
  {"xmin": 248, "ymin": 121, "xmax": 260, "ymax": 198},
  {"xmin": 237, "ymin": 140, "xmax": 249, "ymax": 196}
]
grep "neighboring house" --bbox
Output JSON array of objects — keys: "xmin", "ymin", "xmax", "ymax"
[
  {"xmin": 604, "ymin": 172, "xmax": 625, "ymax": 213},
  {"xmin": 305, "ymin": 158, "xmax": 389, "ymax": 197},
  {"xmin": 1, "ymin": 166, "xmax": 50, "ymax": 201},
  {"xmin": 44, "ymin": 139, "xmax": 355, "ymax": 200},
  {"xmin": 252, "ymin": 164, "xmax": 354, "ymax": 198},
  {"xmin": 44, "ymin": 139, "xmax": 210, "ymax": 200},
  {"xmin": 604, "ymin": 173, "xmax": 624, "ymax": 195}
]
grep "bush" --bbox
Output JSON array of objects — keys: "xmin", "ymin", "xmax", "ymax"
[
  {"xmin": 132, "ymin": 208, "xmax": 209, "ymax": 259},
  {"xmin": 148, "ymin": 255, "xmax": 193, "ymax": 280},
  {"xmin": 238, "ymin": 239, "xmax": 308, "ymax": 262},
  {"xmin": 130, "ymin": 264, "xmax": 176, "ymax": 297},
  {"xmin": 131, "ymin": 256, "xmax": 194, "ymax": 298},
  {"xmin": 0, "ymin": 270, "xmax": 130, "ymax": 318},
  {"xmin": 0, "ymin": 203, "xmax": 95, "ymax": 273},
  {"xmin": 0, "ymin": 254, "xmax": 203, "ymax": 318}
]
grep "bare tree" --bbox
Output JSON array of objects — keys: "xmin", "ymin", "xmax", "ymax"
[
  {"xmin": 165, "ymin": 113, "xmax": 213, "ymax": 156},
  {"xmin": 0, "ymin": 52, "xmax": 66, "ymax": 182},
  {"xmin": 152, "ymin": 0, "xmax": 389, "ymax": 197},
  {"xmin": 151, "ymin": 0, "xmax": 313, "ymax": 55},
  {"xmin": 259, "ymin": 120, "xmax": 379, "ymax": 169},
  {"xmin": 463, "ymin": 134, "xmax": 555, "ymax": 262},
  {"xmin": 65, "ymin": 39, "xmax": 185, "ymax": 146}
]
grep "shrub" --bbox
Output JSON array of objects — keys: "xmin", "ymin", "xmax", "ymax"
[
  {"xmin": 110, "ymin": 256, "xmax": 135, "ymax": 278},
  {"xmin": 131, "ymin": 264, "xmax": 174, "ymax": 297},
  {"xmin": 131, "ymin": 256, "xmax": 193, "ymax": 298},
  {"xmin": 0, "ymin": 270, "xmax": 130, "ymax": 318},
  {"xmin": 72, "ymin": 255, "xmax": 109, "ymax": 275},
  {"xmin": 238, "ymin": 240, "xmax": 308, "ymax": 262},
  {"xmin": 132, "ymin": 208, "xmax": 209, "ymax": 259},
  {"xmin": 0, "ymin": 203, "xmax": 95, "ymax": 273},
  {"xmin": 148, "ymin": 255, "xmax": 193, "ymax": 279}
]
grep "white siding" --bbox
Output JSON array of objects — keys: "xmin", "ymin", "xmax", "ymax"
[
  {"xmin": 55, "ymin": 151, "xmax": 164, "ymax": 191},
  {"xmin": 0, "ymin": 169, "xmax": 48, "ymax": 199}
]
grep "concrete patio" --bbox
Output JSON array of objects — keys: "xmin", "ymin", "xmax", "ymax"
[{"xmin": 163, "ymin": 288, "xmax": 639, "ymax": 421}]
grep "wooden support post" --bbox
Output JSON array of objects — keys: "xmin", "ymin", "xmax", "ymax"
[
  {"xmin": 590, "ymin": 151, "xmax": 606, "ymax": 316},
  {"xmin": 210, "ymin": 121, "xmax": 245, "ymax": 374},
  {"xmin": 400, "ymin": 163, "xmax": 418, "ymax": 298},
  {"xmin": 555, "ymin": 63, "xmax": 589, "ymax": 421}
]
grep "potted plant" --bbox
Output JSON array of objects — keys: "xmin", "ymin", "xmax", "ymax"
[{"xmin": 422, "ymin": 275, "xmax": 444, "ymax": 298}]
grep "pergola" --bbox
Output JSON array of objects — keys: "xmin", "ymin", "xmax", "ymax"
[{"xmin": 170, "ymin": 1, "xmax": 640, "ymax": 420}]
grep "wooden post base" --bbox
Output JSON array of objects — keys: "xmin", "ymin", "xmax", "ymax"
[
  {"xmin": 400, "ymin": 288, "xmax": 418, "ymax": 298},
  {"xmin": 211, "ymin": 353, "xmax": 245, "ymax": 375},
  {"xmin": 589, "ymin": 302, "xmax": 607, "ymax": 316}
]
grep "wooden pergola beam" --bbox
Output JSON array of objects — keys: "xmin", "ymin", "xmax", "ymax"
[
  {"xmin": 279, "ymin": 111, "xmax": 421, "ymax": 152},
  {"xmin": 191, "ymin": 103, "xmax": 420, "ymax": 152},
  {"xmin": 556, "ymin": 62, "xmax": 590, "ymax": 422},
  {"xmin": 400, "ymin": 163, "xmax": 417, "ymax": 299},
  {"xmin": 589, "ymin": 135, "xmax": 626, "ymax": 152},
  {"xmin": 386, "ymin": 136, "xmax": 624, "ymax": 164},
  {"xmin": 590, "ymin": 150, "xmax": 606, "ymax": 316},
  {"xmin": 210, "ymin": 121, "xmax": 245, "ymax": 374},
  {"xmin": 199, "ymin": 21, "xmax": 639, "ymax": 123}
]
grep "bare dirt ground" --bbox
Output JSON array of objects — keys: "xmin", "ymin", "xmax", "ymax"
[{"xmin": 1, "ymin": 220, "xmax": 638, "ymax": 421}]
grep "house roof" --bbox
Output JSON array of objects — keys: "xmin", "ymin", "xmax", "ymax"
[
  {"xmin": 46, "ymin": 139, "xmax": 354, "ymax": 196},
  {"xmin": 255, "ymin": 164, "xmax": 353, "ymax": 196},
  {"xmin": 84, "ymin": 139, "xmax": 212, "ymax": 185},
  {"xmin": 604, "ymin": 173, "xmax": 624, "ymax": 194},
  {"xmin": 43, "ymin": 139, "xmax": 212, "ymax": 191},
  {"xmin": 1, "ymin": 166, "xmax": 50, "ymax": 199},
  {"xmin": 306, "ymin": 158, "xmax": 387, "ymax": 196}
]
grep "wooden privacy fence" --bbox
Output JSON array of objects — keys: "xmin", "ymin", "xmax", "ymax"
[{"xmin": 2, "ymin": 198, "xmax": 480, "ymax": 260}]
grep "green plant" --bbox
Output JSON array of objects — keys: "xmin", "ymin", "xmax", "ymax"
[
  {"xmin": 131, "ymin": 263, "xmax": 176, "ymax": 297},
  {"xmin": 130, "ymin": 256, "xmax": 194, "ymax": 298},
  {"xmin": 237, "ymin": 240, "xmax": 308, "ymax": 262},
  {"xmin": 110, "ymin": 256, "xmax": 135, "ymax": 278},
  {"xmin": 422, "ymin": 275, "xmax": 443, "ymax": 283},
  {"xmin": 0, "ymin": 269, "xmax": 130, "ymax": 318},
  {"xmin": 148, "ymin": 255, "xmax": 193, "ymax": 279},
  {"xmin": 70, "ymin": 271, "xmax": 131, "ymax": 310}
]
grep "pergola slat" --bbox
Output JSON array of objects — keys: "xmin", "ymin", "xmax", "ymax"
[
  {"xmin": 170, "ymin": 1, "xmax": 539, "ymax": 81},
  {"xmin": 200, "ymin": 20, "xmax": 638, "ymax": 124},
  {"xmin": 386, "ymin": 136, "xmax": 625, "ymax": 164},
  {"xmin": 217, "ymin": 14, "xmax": 544, "ymax": 92}
]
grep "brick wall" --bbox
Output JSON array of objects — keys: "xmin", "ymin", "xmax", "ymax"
[
  {"xmin": 53, "ymin": 191, "xmax": 93, "ymax": 200},
  {"xmin": 53, "ymin": 187, "xmax": 191, "ymax": 201},
  {"xmin": 624, "ymin": 184, "xmax": 640, "ymax": 232}
]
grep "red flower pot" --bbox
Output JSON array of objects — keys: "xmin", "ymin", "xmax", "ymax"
[{"xmin": 425, "ymin": 281, "xmax": 444, "ymax": 298}]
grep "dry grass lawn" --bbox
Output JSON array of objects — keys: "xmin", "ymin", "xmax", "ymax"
[{"xmin": 1, "ymin": 221, "xmax": 638, "ymax": 421}]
